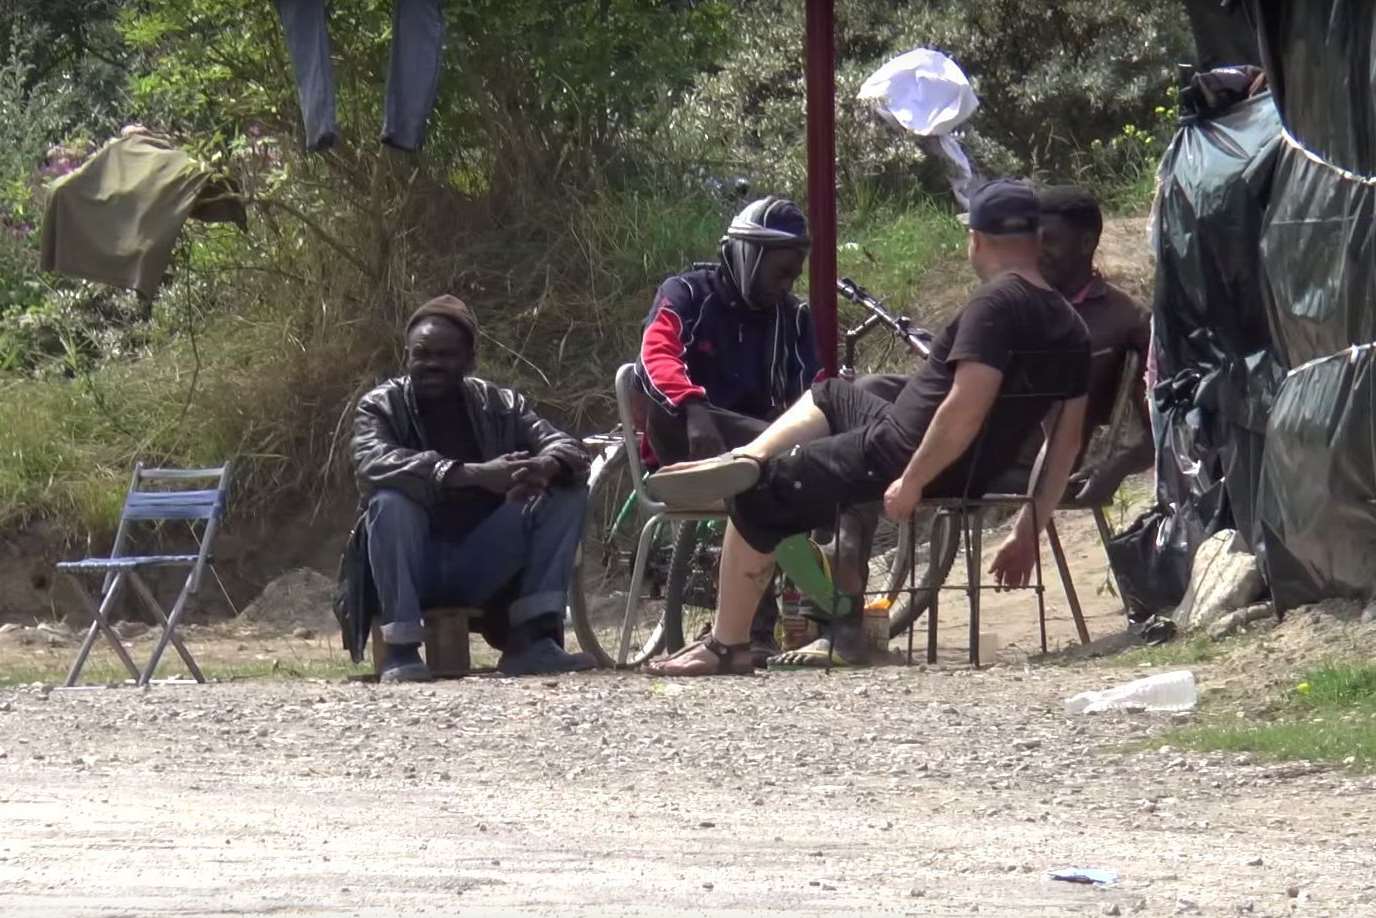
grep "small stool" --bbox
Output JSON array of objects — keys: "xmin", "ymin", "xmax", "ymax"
[
  {"xmin": 423, "ymin": 606, "xmax": 480, "ymax": 677},
  {"xmin": 369, "ymin": 606, "xmax": 481, "ymax": 679}
]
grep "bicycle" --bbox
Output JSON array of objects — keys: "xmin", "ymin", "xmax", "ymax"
[{"xmin": 568, "ymin": 277, "xmax": 959, "ymax": 668}]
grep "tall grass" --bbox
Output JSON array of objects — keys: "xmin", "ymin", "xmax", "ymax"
[{"xmin": 0, "ymin": 183, "xmax": 967, "ymax": 539}]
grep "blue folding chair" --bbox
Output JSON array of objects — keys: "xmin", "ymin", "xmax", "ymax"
[{"xmin": 57, "ymin": 463, "xmax": 231, "ymax": 687}]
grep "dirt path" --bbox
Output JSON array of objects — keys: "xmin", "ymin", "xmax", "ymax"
[
  {"xmin": 3, "ymin": 654, "xmax": 1375, "ymax": 917},
  {"xmin": 5, "ymin": 493, "xmax": 1374, "ymax": 916}
]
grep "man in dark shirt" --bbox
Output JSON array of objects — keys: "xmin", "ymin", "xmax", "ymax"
[
  {"xmin": 1033, "ymin": 185, "xmax": 1153, "ymax": 503},
  {"xmin": 643, "ymin": 180, "xmax": 1092, "ymax": 675},
  {"xmin": 772, "ymin": 185, "xmax": 1154, "ymax": 668},
  {"xmin": 349, "ymin": 295, "xmax": 594, "ymax": 681}
]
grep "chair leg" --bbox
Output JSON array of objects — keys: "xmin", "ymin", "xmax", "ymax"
[
  {"xmin": 905, "ymin": 516, "xmax": 916, "ymax": 666},
  {"xmin": 130, "ymin": 572, "xmax": 206, "ymax": 686},
  {"xmin": 1032, "ymin": 505, "xmax": 1048, "ymax": 655},
  {"xmin": 1092, "ymin": 506, "xmax": 1129, "ymax": 615},
  {"xmin": 1046, "ymin": 519, "xmax": 1091, "ymax": 645},
  {"xmin": 65, "ymin": 571, "xmax": 140, "ymax": 686},
  {"xmin": 927, "ymin": 514, "xmax": 948, "ymax": 665},
  {"xmin": 966, "ymin": 509, "xmax": 983, "ymax": 668},
  {"xmin": 129, "ymin": 572, "xmax": 200, "ymax": 671},
  {"xmin": 618, "ymin": 514, "xmax": 665, "ymax": 667}
]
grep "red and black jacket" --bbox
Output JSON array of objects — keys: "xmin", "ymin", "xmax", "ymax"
[{"xmin": 635, "ymin": 265, "xmax": 820, "ymax": 421}]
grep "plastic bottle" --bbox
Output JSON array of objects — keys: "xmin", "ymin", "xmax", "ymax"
[{"xmin": 1064, "ymin": 670, "xmax": 1198, "ymax": 715}]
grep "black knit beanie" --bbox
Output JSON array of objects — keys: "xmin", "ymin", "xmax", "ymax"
[{"xmin": 405, "ymin": 295, "xmax": 479, "ymax": 354}]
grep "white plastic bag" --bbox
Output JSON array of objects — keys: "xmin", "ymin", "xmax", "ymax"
[
  {"xmin": 858, "ymin": 48, "xmax": 979, "ymax": 205},
  {"xmin": 857, "ymin": 48, "xmax": 978, "ymax": 137}
]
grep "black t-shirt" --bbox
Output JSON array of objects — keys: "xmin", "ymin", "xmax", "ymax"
[
  {"xmin": 866, "ymin": 273, "xmax": 1091, "ymax": 496},
  {"xmin": 422, "ymin": 394, "xmax": 504, "ymax": 541}
]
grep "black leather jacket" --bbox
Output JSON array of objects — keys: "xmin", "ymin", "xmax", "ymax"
[{"xmin": 334, "ymin": 375, "xmax": 589, "ymax": 661}]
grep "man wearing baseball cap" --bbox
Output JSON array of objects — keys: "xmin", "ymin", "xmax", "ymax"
[{"xmin": 642, "ymin": 179, "xmax": 1092, "ymax": 676}]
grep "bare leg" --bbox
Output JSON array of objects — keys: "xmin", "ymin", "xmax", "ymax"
[
  {"xmin": 646, "ymin": 392, "xmax": 835, "ymax": 509},
  {"xmin": 711, "ymin": 522, "xmax": 776, "ymax": 644},
  {"xmin": 769, "ymin": 505, "xmax": 877, "ymax": 669},
  {"xmin": 735, "ymin": 390, "xmax": 831, "ymax": 463},
  {"xmin": 829, "ymin": 506, "xmax": 872, "ymax": 595},
  {"xmin": 642, "ymin": 520, "xmax": 775, "ymax": 675}
]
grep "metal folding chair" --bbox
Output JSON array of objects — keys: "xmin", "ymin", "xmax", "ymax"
[
  {"xmin": 57, "ymin": 463, "xmax": 231, "ymax": 687},
  {"xmin": 897, "ymin": 350, "xmax": 1147, "ymax": 666},
  {"xmin": 611, "ymin": 364, "xmax": 727, "ymax": 666},
  {"xmin": 1052, "ymin": 350, "xmax": 1143, "ymax": 621}
]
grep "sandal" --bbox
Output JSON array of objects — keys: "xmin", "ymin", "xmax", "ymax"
[
  {"xmin": 644, "ymin": 451, "xmax": 761, "ymax": 507},
  {"xmin": 642, "ymin": 634, "xmax": 754, "ymax": 677},
  {"xmin": 767, "ymin": 636, "xmax": 868, "ymax": 670}
]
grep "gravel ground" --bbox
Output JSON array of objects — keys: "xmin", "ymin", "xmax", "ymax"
[{"xmin": 3, "ymin": 656, "xmax": 1376, "ymax": 917}]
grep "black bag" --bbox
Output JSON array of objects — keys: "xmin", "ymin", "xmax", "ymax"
[
  {"xmin": 1106, "ymin": 509, "xmax": 1186, "ymax": 621},
  {"xmin": 1106, "ymin": 493, "xmax": 1224, "ymax": 622}
]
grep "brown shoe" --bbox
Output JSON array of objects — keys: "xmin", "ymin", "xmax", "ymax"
[{"xmin": 642, "ymin": 635, "xmax": 753, "ymax": 677}]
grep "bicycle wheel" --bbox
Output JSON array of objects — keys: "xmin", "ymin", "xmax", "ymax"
[
  {"xmin": 568, "ymin": 444, "xmax": 673, "ymax": 668},
  {"xmin": 661, "ymin": 520, "xmax": 723, "ymax": 653},
  {"xmin": 876, "ymin": 508, "xmax": 961, "ymax": 637}
]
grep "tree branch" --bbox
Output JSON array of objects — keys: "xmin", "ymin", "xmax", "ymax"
[{"xmin": 250, "ymin": 198, "xmax": 374, "ymax": 279}]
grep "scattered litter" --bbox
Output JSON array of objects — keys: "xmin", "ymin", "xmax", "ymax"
[
  {"xmin": 1048, "ymin": 867, "xmax": 1119, "ymax": 886},
  {"xmin": 1065, "ymin": 671, "xmax": 1198, "ymax": 715}
]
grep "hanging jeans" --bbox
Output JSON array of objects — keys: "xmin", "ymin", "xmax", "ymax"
[{"xmin": 273, "ymin": 0, "xmax": 445, "ymax": 152}]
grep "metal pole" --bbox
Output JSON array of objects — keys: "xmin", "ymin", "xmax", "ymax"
[{"xmin": 804, "ymin": 0, "xmax": 838, "ymax": 378}]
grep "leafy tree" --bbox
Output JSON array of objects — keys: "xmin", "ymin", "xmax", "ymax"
[{"xmin": 651, "ymin": 0, "xmax": 1191, "ymax": 195}]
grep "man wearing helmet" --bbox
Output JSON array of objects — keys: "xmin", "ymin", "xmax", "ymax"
[{"xmin": 635, "ymin": 196, "xmax": 819, "ymax": 665}]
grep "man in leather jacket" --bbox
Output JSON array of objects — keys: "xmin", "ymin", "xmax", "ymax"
[{"xmin": 338, "ymin": 295, "xmax": 594, "ymax": 681}]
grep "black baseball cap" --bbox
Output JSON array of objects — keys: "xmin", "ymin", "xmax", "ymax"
[{"xmin": 957, "ymin": 179, "xmax": 1039, "ymax": 235}]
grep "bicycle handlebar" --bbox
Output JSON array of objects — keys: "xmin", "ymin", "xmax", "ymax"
[{"xmin": 835, "ymin": 277, "xmax": 933, "ymax": 377}]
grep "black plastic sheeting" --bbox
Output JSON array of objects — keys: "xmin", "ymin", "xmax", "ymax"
[
  {"xmin": 1259, "ymin": 139, "xmax": 1376, "ymax": 371},
  {"xmin": 1183, "ymin": 0, "xmax": 1262, "ymax": 71},
  {"xmin": 1258, "ymin": 346, "xmax": 1376, "ymax": 611},
  {"xmin": 1117, "ymin": 2, "xmax": 1376, "ymax": 617},
  {"xmin": 1112, "ymin": 87, "xmax": 1282, "ymax": 618},
  {"xmin": 1251, "ymin": 0, "xmax": 1376, "ymax": 177},
  {"xmin": 1249, "ymin": 0, "xmax": 1376, "ymax": 610}
]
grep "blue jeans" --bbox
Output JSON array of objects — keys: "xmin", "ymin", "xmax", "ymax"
[
  {"xmin": 366, "ymin": 487, "xmax": 588, "ymax": 645},
  {"xmin": 273, "ymin": 0, "xmax": 444, "ymax": 152}
]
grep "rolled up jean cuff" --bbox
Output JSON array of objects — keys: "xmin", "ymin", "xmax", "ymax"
[
  {"xmin": 380, "ymin": 620, "xmax": 426, "ymax": 645},
  {"xmin": 509, "ymin": 590, "xmax": 565, "ymax": 626}
]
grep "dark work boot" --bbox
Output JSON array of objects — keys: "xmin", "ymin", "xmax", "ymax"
[
  {"xmin": 379, "ymin": 642, "xmax": 432, "ymax": 683},
  {"xmin": 498, "ymin": 614, "xmax": 596, "ymax": 676}
]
